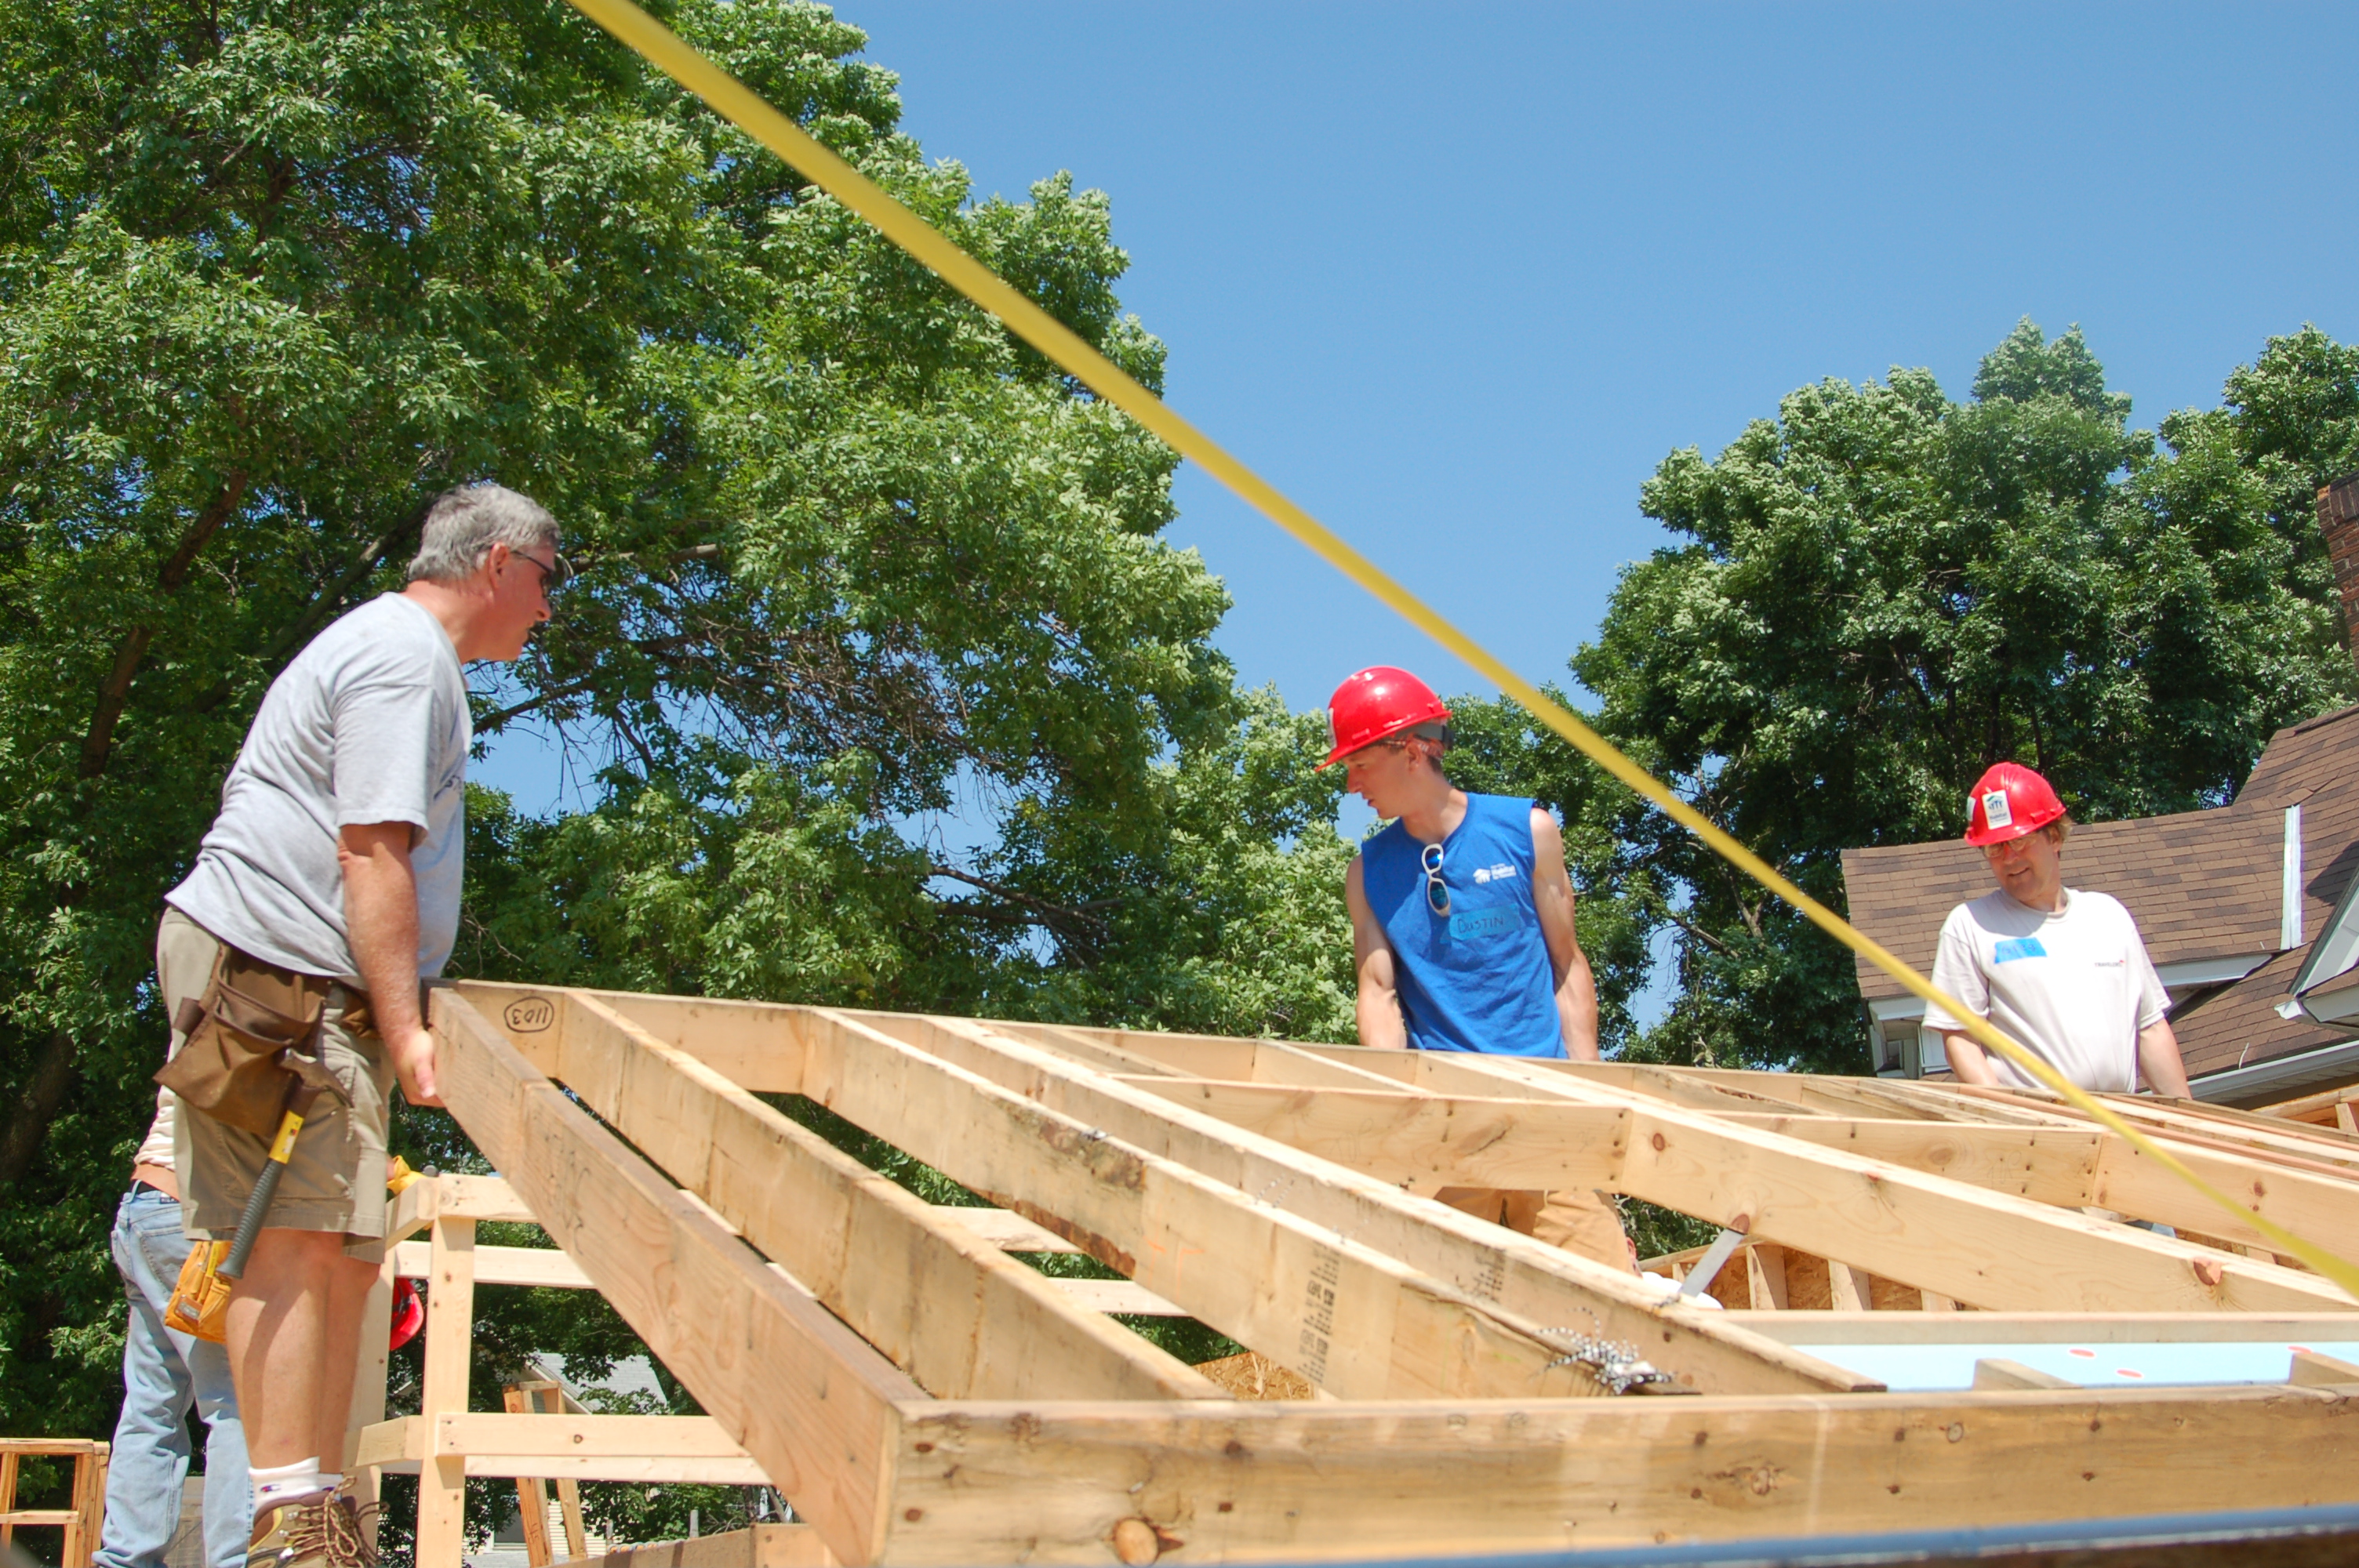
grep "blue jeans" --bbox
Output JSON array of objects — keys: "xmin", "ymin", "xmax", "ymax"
[{"xmin": 95, "ymin": 1186, "xmax": 249, "ymax": 1568}]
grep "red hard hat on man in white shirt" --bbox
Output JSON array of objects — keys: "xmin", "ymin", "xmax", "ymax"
[{"xmin": 1964, "ymin": 761, "xmax": 2066, "ymax": 847}]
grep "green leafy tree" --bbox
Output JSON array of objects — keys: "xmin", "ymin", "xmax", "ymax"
[
  {"xmin": 0, "ymin": 0, "xmax": 1350, "ymax": 1472},
  {"xmin": 1526, "ymin": 321, "xmax": 2357, "ymax": 1073}
]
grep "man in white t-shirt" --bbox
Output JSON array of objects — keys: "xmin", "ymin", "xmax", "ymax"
[
  {"xmin": 1922, "ymin": 762, "xmax": 2191, "ymax": 1098},
  {"xmin": 161, "ymin": 482, "xmax": 563, "ymax": 1567}
]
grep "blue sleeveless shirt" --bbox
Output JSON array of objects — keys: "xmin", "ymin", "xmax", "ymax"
[{"xmin": 1359, "ymin": 793, "xmax": 1565, "ymax": 1057}]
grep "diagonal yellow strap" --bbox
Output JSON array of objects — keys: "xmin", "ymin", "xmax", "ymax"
[{"xmin": 559, "ymin": 0, "xmax": 2359, "ymax": 1304}]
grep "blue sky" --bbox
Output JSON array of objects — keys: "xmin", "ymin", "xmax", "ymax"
[{"xmin": 479, "ymin": 1, "xmax": 2359, "ymax": 829}]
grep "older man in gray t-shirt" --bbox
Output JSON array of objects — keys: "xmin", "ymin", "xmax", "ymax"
[
  {"xmin": 173, "ymin": 589, "xmax": 472, "ymax": 985},
  {"xmin": 158, "ymin": 481, "xmax": 563, "ymax": 1563}
]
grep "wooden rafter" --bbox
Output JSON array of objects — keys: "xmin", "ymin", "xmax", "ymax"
[{"xmin": 354, "ymin": 984, "xmax": 2359, "ymax": 1567}]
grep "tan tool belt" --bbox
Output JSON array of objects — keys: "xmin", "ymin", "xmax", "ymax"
[{"xmin": 155, "ymin": 943, "xmax": 336, "ymax": 1139}]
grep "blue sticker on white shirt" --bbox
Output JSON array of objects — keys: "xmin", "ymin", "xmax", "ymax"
[{"xmin": 1992, "ymin": 936, "xmax": 2047, "ymax": 964}]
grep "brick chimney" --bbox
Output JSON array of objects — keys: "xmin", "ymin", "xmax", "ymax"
[{"xmin": 2318, "ymin": 473, "xmax": 2359, "ymax": 665}]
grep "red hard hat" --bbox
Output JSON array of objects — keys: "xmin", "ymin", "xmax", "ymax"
[
  {"xmin": 389, "ymin": 1277, "xmax": 423, "ymax": 1352},
  {"xmin": 1964, "ymin": 762, "xmax": 2065, "ymax": 846},
  {"xmin": 1323, "ymin": 666, "xmax": 1450, "ymax": 768}
]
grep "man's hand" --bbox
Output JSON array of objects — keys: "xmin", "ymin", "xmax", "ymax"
[
  {"xmin": 340, "ymin": 822, "xmax": 442, "ymax": 1107},
  {"xmin": 383, "ymin": 1023, "xmax": 442, "ymax": 1109}
]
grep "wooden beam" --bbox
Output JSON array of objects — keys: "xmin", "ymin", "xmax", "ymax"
[
  {"xmin": 541, "ymin": 986, "xmax": 1869, "ymax": 1396},
  {"xmin": 1714, "ymin": 1115, "xmax": 2099, "ymax": 1205},
  {"xmin": 1731, "ymin": 1310, "xmax": 2359, "ymax": 1345},
  {"xmin": 2290, "ymin": 1349, "xmax": 2359, "ymax": 1387},
  {"xmin": 393, "ymin": 1241, "xmax": 594, "ymax": 1290},
  {"xmin": 1052, "ymin": 1279, "xmax": 1187, "ymax": 1316},
  {"xmin": 547, "ymin": 992, "xmax": 1214, "ymax": 1402},
  {"xmin": 428, "ymin": 991, "xmax": 920, "ymax": 1568},
  {"xmin": 878, "ymin": 1384, "xmax": 2359, "ymax": 1563},
  {"xmin": 552, "ymin": 1523, "xmax": 834, "ymax": 1568},
  {"xmin": 415, "ymin": 1213, "xmax": 475, "ymax": 1568},
  {"xmin": 343, "ymin": 1250, "xmax": 395, "ymax": 1504},
  {"xmin": 1715, "ymin": 1112, "xmax": 2359, "ymax": 1261},
  {"xmin": 387, "ymin": 1171, "xmax": 536, "ymax": 1248},
  {"xmin": 2255, "ymin": 1083, "xmax": 2359, "ymax": 1125},
  {"xmin": 930, "ymin": 1206, "xmax": 1080, "ymax": 1254},
  {"xmin": 356, "ymin": 1415, "xmax": 769, "ymax": 1483},
  {"xmin": 1112, "ymin": 1076, "xmax": 1626, "ymax": 1193},
  {"xmin": 778, "ymin": 1005, "xmax": 1618, "ymax": 1402},
  {"xmin": 439, "ymin": 1414, "xmax": 769, "ymax": 1483},
  {"xmin": 1411, "ymin": 1051, "xmax": 2359, "ymax": 1313},
  {"xmin": 2088, "ymin": 1131, "xmax": 2359, "ymax": 1258},
  {"xmin": 511, "ymin": 1384, "xmax": 590, "ymax": 1563},
  {"xmin": 1097, "ymin": 1067, "xmax": 2359, "ymax": 1269},
  {"xmin": 1971, "ymin": 1358, "xmax": 2074, "ymax": 1390},
  {"xmin": 504, "ymin": 1387, "xmax": 558, "ymax": 1568},
  {"xmin": 1746, "ymin": 1243, "xmax": 1790, "ymax": 1311},
  {"xmin": 1954, "ymin": 1085, "xmax": 2359, "ymax": 1171}
]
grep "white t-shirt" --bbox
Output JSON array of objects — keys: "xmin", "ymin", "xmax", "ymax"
[
  {"xmin": 133, "ymin": 1093, "xmax": 175, "ymax": 1172},
  {"xmin": 168, "ymin": 593, "xmax": 471, "ymax": 983},
  {"xmin": 1923, "ymin": 888, "xmax": 2169, "ymax": 1092}
]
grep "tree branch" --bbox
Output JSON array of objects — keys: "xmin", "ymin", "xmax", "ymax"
[
  {"xmin": 926, "ymin": 864, "xmax": 1124, "ymax": 931},
  {"xmin": 473, "ymin": 636, "xmax": 702, "ymax": 731},
  {"xmin": 261, "ymin": 494, "xmax": 434, "ymax": 672},
  {"xmin": 1660, "ymin": 906, "xmax": 1734, "ymax": 957},
  {"xmin": 0, "ymin": 1029, "xmax": 78, "ymax": 1193},
  {"xmin": 80, "ymin": 472, "xmax": 249, "ymax": 778}
]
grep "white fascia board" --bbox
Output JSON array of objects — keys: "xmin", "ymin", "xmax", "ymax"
[
  {"xmin": 2299, "ymin": 974, "xmax": 2359, "ymax": 1026},
  {"xmin": 2190, "ymin": 1036, "xmax": 2359, "ymax": 1103},
  {"xmin": 2155, "ymin": 953, "xmax": 2273, "ymax": 989}
]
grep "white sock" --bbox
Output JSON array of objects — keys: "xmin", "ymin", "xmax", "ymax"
[{"xmin": 252, "ymin": 1457, "xmax": 329, "ymax": 1511}]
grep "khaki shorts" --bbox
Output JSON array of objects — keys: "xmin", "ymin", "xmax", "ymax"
[
  {"xmin": 159, "ymin": 907, "xmax": 395, "ymax": 1263},
  {"xmin": 1434, "ymin": 1185, "xmax": 1634, "ymax": 1272}
]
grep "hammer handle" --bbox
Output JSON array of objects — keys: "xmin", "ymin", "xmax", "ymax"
[{"xmin": 218, "ymin": 1083, "xmax": 323, "ymax": 1281}]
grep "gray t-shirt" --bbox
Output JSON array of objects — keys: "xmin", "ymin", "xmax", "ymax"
[
  {"xmin": 1921, "ymin": 887, "xmax": 2169, "ymax": 1092},
  {"xmin": 169, "ymin": 593, "xmax": 471, "ymax": 983}
]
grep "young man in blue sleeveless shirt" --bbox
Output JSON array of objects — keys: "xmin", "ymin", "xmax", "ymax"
[{"xmin": 1330, "ymin": 666, "xmax": 1633, "ymax": 1272}]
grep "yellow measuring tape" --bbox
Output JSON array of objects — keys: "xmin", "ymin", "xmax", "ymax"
[{"xmin": 561, "ymin": 0, "xmax": 2359, "ymax": 1303}]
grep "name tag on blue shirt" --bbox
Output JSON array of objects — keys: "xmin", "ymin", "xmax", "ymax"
[
  {"xmin": 1992, "ymin": 936, "xmax": 2048, "ymax": 964},
  {"xmin": 1448, "ymin": 906, "xmax": 1518, "ymax": 942}
]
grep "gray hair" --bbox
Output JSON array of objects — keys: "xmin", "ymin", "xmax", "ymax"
[{"xmin": 405, "ymin": 482, "xmax": 559, "ymax": 584}]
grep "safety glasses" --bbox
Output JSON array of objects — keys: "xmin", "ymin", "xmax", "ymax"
[
  {"xmin": 1420, "ymin": 842, "xmax": 1449, "ymax": 916},
  {"xmin": 520, "ymin": 550, "xmax": 576, "ymax": 591}
]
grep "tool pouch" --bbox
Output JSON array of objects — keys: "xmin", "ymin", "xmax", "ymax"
[
  {"xmin": 155, "ymin": 945, "xmax": 331, "ymax": 1138},
  {"xmin": 165, "ymin": 1239, "xmax": 233, "ymax": 1345}
]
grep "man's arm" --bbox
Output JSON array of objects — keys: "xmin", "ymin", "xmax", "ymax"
[
  {"xmin": 1346, "ymin": 857, "xmax": 1408, "ymax": 1050},
  {"xmin": 1529, "ymin": 807, "xmax": 1600, "ymax": 1061},
  {"xmin": 1941, "ymin": 1031, "xmax": 2001, "ymax": 1086},
  {"xmin": 340, "ymin": 822, "xmax": 441, "ymax": 1107},
  {"xmin": 2136, "ymin": 1018, "xmax": 2192, "ymax": 1098}
]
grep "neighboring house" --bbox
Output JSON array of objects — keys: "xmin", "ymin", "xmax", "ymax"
[{"xmin": 1841, "ymin": 702, "xmax": 2359, "ymax": 1106}]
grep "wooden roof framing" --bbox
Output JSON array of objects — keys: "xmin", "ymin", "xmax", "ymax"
[{"xmin": 372, "ymin": 982, "xmax": 2359, "ymax": 1565}]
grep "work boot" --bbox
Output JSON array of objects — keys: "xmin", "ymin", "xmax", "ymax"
[
  {"xmin": 245, "ymin": 1495, "xmax": 335, "ymax": 1568},
  {"xmin": 326, "ymin": 1489, "xmax": 383, "ymax": 1568},
  {"xmin": 245, "ymin": 1490, "xmax": 381, "ymax": 1568}
]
